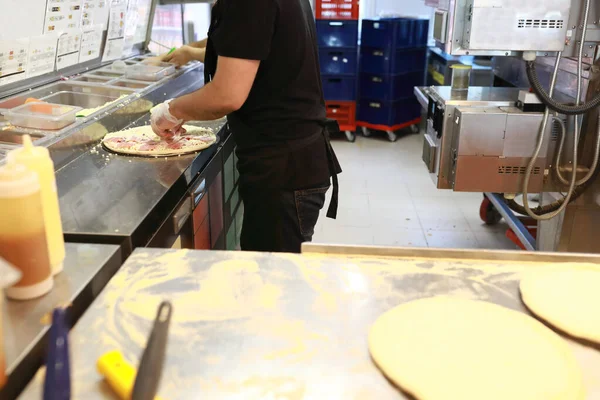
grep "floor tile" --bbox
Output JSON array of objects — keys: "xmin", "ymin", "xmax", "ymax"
[
  {"xmin": 474, "ymin": 230, "xmax": 518, "ymax": 250},
  {"xmin": 371, "ymin": 208, "xmax": 422, "ymax": 231},
  {"xmin": 425, "ymin": 230, "xmax": 479, "ymax": 249},
  {"xmin": 417, "ymin": 211, "xmax": 472, "ymax": 232},
  {"xmin": 373, "ymin": 227, "xmax": 428, "ymax": 247},
  {"xmin": 313, "ymin": 224, "xmax": 374, "ymax": 246}
]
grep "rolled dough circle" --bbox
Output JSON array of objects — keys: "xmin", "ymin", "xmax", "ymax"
[
  {"xmin": 520, "ymin": 269, "xmax": 600, "ymax": 343},
  {"xmin": 368, "ymin": 297, "xmax": 584, "ymax": 400}
]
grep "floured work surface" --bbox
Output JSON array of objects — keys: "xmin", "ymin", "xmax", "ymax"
[
  {"xmin": 19, "ymin": 249, "xmax": 600, "ymax": 399},
  {"xmin": 102, "ymin": 125, "xmax": 216, "ymax": 157}
]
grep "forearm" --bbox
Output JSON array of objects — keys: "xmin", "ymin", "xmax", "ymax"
[
  {"xmin": 188, "ymin": 38, "xmax": 208, "ymax": 49},
  {"xmin": 191, "ymin": 47, "xmax": 206, "ymax": 63},
  {"xmin": 169, "ymin": 82, "xmax": 235, "ymax": 121}
]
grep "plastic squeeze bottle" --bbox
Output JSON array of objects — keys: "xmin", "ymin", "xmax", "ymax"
[
  {"xmin": 7, "ymin": 135, "xmax": 65, "ymax": 275},
  {"xmin": 0, "ymin": 163, "xmax": 53, "ymax": 300}
]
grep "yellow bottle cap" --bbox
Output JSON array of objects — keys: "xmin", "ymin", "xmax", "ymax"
[{"xmin": 7, "ymin": 134, "xmax": 50, "ymax": 164}]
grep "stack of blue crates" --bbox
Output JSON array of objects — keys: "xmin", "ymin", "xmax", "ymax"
[
  {"xmin": 357, "ymin": 18, "xmax": 429, "ymax": 129},
  {"xmin": 316, "ymin": 20, "xmax": 359, "ymax": 101}
]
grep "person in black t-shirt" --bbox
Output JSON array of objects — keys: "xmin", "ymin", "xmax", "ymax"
[{"xmin": 150, "ymin": 0, "xmax": 341, "ymax": 253}]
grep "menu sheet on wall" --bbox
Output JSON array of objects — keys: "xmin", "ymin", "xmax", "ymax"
[
  {"xmin": 56, "ymin": 30, "xmax": 82, "ymax": 69},
  {"xmin": 102, "ymin": 0, "xmax": 127, "ymax": 62},
  {"xmin": 81, "ymin": 0, "xmax": 109, "ymax": 28},
  {"xmin": 27, "ymin": 34, "xmax": 59, "ymax": 78},
  {"xmin": 121, "ymin": 0, "xmax": 140, "ymax": 56},
  {"xmin": 79, "ymin": 25, "xmax": 103, "ymax": 62},
  {"xmin": 133, "ymin": 0, "xmax": 152, "ymax": 44},
  {"xmin": 0, "ymin": 0, "xmax": 47, "ymax": 41},
  {"xmin": 44, "ymin": 0, "xmax": 84, "ymax": 34},
  {"xmin": 0, "ymin": 39, "xmax": 30, "ymax": 86}
]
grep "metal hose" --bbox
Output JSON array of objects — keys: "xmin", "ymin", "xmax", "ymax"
[
  {"xmin": 525, "ymin": 0, "xmax": 597, "ymax": 116},
  {"xmin": 554, "ymin": 0, "xmax": 599, "ymax": 186},
  {"xmin": 521, "ymin": 52, "xmax": 579, "ymax": 220},
  {"xmin": 555, "ymin": 114, "xmax": 600, "ymax": 185}
]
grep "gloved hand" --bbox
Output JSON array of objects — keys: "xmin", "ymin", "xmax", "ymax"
[
  {"xmin": 163, "ymin": 45, "xmax": 199, "ymax": 67},
  {"xmin": 150, "ymin": 99, "xmax": 186, "ymax": 139}
]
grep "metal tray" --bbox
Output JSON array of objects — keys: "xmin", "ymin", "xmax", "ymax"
[
  {"xmin": 0, "ymin": 82, "xmax": 134, "ymax": 112},
  {"xmin": 84, "ymin": 70, "xmax": 124, "ymax": 79},
  {"xmin": 108, "ymin": 79, "xmax": 153, "ymax": 89},
  {"xmin": 38, "ymin": 91, "xmax": 118, "ymax": 109},
  {"xmin": 70, "ymin": 75, "xmax": 114, "ymax": 84}
]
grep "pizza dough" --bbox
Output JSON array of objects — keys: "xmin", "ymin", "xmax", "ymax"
[
  {"xmin": 102, "ymin": 125, "xmax": 216, "ymax": 157},
  {"xmin": 521, "ymin": 268, "xmax": 600, "ymax": 344},
  {"xmin": 114, "ymin": 99, "xmax": 153, "ymax": 115},
  {"xmin": 368, "ymin": 297, "xmax": 584, "ymax": 400}
]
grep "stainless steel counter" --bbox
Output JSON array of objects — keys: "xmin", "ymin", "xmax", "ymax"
[
  {"xmin": 57, "ymin": 113, "xmax": 227, "ymax": 253},
  {"xmin": 2, "ymin": 243, "xmax": 121, "ymax": 400},
  {"xmin": 19, "ymin": 245, "xmax": 600, "ymax": 399}
]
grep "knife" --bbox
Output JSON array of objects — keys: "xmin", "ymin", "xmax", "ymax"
[{"xmin": 131, "ymin": 301, "xmax": 172, "ymax": 400}]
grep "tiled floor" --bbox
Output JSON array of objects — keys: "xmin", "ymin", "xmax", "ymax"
[{"xmin": 313, "ymin": 130, "xmax": 517, "ymax": 250}]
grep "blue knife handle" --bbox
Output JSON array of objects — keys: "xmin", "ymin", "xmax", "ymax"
[{"xmin": 43, "ymin": 308, "xmax": 71, "ymax": 400}]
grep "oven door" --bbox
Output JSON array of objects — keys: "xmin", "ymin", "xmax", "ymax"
[{"xmin": 147, "ymin": 195, "xmax": 194, "ymax": 249}]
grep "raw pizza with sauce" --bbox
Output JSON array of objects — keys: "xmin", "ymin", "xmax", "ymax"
[{"xmin": 102, "ymin": 125, "xmax": 217, "ymax": 157}]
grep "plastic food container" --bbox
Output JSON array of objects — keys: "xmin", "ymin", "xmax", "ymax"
[
  {"xmin": 6, "ymin": 102, "xmax": 82, "ymax": 130},
  {"xmin": 125, "ymin": 63, "xmax": 176, "ymax": 81}
]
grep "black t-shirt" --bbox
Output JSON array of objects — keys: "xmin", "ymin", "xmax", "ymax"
[{"xmin": 207, "ymin": 0, "xmax": 339, "ymax": 190}]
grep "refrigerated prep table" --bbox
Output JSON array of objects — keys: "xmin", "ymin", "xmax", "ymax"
[
  {"xmin": 0, "ymin": 60, "xmax": 243, "ymax": 257},
  {"xmin": 17, "ymin": 244, "xmax": 600, "ymax": 399}
]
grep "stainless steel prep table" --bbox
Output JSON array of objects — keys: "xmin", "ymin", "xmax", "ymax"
[
  {"xmin": 2, "ymin": 243, "xmax": 122, "ymax": 400},
  {"xmin": 19, "ymin": 245, "xmax": 600, "ymax": 399}
]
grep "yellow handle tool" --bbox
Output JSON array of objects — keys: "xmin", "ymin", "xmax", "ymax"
[{"xmin": 97, "ymin": 350, "xmax": 164, "ymax": 400}]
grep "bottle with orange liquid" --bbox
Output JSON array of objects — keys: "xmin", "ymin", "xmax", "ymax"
[
  {"xmin": 0, "ymin": 257, "xmax": 21, "ymax": 388},
  {"xmin": 7, "ymin": 135, "xmax": 65, "ymax": 275},
  {"xmin": 0, "ymin": 163, "xmax": 53, "ymax": 300}
]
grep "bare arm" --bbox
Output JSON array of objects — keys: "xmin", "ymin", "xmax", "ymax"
[
  {"xmin": 169, "ymin": 56, "xmax": 259, "ymax": 121},
  {"xmin": 145, "ymin": 38, "xmax": 208, "ymax": 65},
  {"xmin": 188, "ymin": 38, "xmax": 208, "ymax": 48}
]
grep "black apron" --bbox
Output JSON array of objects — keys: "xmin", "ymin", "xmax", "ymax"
[{"xmin": 204, "ymin": 0, "xmax": 340, "ymax": 219}]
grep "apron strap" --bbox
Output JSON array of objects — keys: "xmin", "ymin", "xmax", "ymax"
[{"xmin": 321, "ymin": 119, "xmax": 340, "ymax": 219}]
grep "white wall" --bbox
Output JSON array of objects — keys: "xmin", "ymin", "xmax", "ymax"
[{"xmin": 364, "ymin": 0, "xmax": 433, "ymax": 19}]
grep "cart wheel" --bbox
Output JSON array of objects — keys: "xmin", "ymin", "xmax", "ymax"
[
  {"xmin": 479, "ymin": 197, "xmax": 502, "ymax": 225},
  {"xmin": 410, "ymin": 124, "xmax": 420, "ymax": 134},
  {"xmin": 387, "ymin": 130, "xmax": 398, "ymax": 142},
  {"xmin": 361, "ymin": 127, "xmax": 371, "ymax": 137},
  {"xmin": 345, "ymin": 130, "xmax": 356, "ymax": 142}
]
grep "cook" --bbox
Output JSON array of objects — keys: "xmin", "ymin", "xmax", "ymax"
[{"xmin": 149, "ymin": 0, "xmax": 342, "ymax": 253}]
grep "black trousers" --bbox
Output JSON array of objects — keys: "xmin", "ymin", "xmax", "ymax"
[{"xmin": 239, "ymin": 183, "xmax": 330, "ymax": 253}]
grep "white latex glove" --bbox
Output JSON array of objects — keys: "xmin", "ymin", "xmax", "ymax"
[{"xmin": 150, "ymin": 99, "xmax": 186, "ymax": 139}]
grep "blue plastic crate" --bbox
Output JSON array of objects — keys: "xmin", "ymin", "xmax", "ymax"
[
  {"xmin": 360, "ymin": 47, "xmax": 426, "ymax": 75},
  {"xmin": 316, "ymin": 20, "xmax": 359, "ymax": 48},
  {"xmin": 357, "ymin": 97, "xmax": 421, "ymax": 127},
  {"xmin": 321, "ymin": 75, "xmax": 357, "ymax": 101},
  {"xmin": 411, "ymin": 19, "xmax": 429, "ymax": 48},
  {"xmin": 361, "ymin": 19, "xmax": 398, "ymax": 48},
  {"xmin": 319, "ymin": 48, "xmax": 358, "ymax": 75},
  {"xmin": 361, "ymin": 18, "xmax": 429, "ymax": 49},
  {"xmin": 359, "ymin": 71, "xmax": 424, "ymax": 101}
]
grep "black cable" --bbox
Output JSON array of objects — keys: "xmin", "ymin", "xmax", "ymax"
[{"xmin": 526, "ymin": 61, "xmax": 600, "ymax": 115}]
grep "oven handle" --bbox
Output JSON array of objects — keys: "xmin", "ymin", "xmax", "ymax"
[
  {"xmin": 172, "ymin": 197, "xmax": 192, "ymax": 235},
  {"xmin": 191, "ymin": 177, "xmax": 207, "ymax": 208}
]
